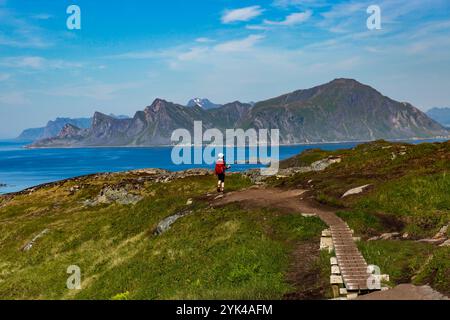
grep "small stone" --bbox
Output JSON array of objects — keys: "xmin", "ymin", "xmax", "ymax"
[
  {"xmin": 439, "ymin": 239, "xmax": 450, "ymax": 247},
  {"xmin": 330, "ymin": 275, "xmax": 343, "ymax": 285},
  {"xmin": 417, "ymin": 238, "xmax": 446, "ymax": 245},
  {"xmin": 380, "ymin": 232, "xmax": 400, "ymax": 240},
  {"xmin": 341, "ymin": 185, "xmax": 372, "ymax": 198},
  {"xmin": 186, "ymin": 199, "xmax": 193, "ymax": 205}
]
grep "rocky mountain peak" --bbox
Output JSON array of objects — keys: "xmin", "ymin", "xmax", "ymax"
[{"xmin": 58, "ymin": 124, "xmax": 82, "ymax": 138}]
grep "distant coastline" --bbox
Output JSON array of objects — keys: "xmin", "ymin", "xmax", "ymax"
[{"xmin": 22, "ymin": 136, "xmax": 450, "ymax": 150}]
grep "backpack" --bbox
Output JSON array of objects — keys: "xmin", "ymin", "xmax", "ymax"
[{"xmin": 215, "ymin": 160, "xmax": 225, "ymax": 175}]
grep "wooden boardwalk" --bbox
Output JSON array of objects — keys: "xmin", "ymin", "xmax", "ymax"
[
  {"xmin": 312, "ymin": 205, "xmax": 370, "ymax": 291},
  {"xmin": 330, "ymin": 225, "xmax": 369, "ymax": 291},
  {"xmin": 214, "ymin": 188, "xmax": 371, "ymax": 291}
]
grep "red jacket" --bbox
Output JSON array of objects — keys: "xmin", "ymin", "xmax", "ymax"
[{"xmin": 215, "ymin": 159, "xmax": 227, "ymax": 175}]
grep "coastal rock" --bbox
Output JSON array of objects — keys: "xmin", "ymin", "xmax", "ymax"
[
  {"xmin": 154, "ymin": 209, "xmax": 192, "ymax": 235},
  {"xmin": 242, "ymin": 156, "xmax": 342, "ymax": 184},
  {"xmin": 22, "ymin": 229, "xmax": 49, "ymax": 251},
  {"xmin": 310, "ymin": 157, "xmax": 342, "ymax": 171},
  {"xmin": 85, "ymin": 186, "xmax": 143, "ymax": 206}
]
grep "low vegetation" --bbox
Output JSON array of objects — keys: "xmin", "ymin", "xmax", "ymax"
[
  {"xmin": 273, "ymin": 140, "xmax": 450, "ymax": 294},
  {"xmin": 1, "ymin": 140, "xmax": 449, "ymax": 299},
  {"xmin": 0, "ymin": 172, "xmax": 327, "ymax": 300}
]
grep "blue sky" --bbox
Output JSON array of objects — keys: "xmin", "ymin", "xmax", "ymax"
[{"xmin": 0, "ymin": 0, "xmax": 450, "ymax": 137}]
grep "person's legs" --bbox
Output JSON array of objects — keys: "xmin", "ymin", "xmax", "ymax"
[
  {"xmin": 219, "ymin": 174, "xmax": 225, "ymax": 192},
  {"xmin": 217, "ymin": 174, "xmax": 225, "ymax": 192}
]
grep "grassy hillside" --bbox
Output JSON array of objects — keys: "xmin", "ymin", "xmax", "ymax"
[
  {"xmin": 1, "ymin": 140, "xmax": 449, "ymax": 299},
  {"xmin": 273, "ymin": 140, "xmax": 450, "ymax": 294},
  {"xmin": 0, "ymin": 172, "xmax": 327, "ymax": 300}
]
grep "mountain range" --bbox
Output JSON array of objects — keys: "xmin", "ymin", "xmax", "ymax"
[
  {"xmin": 426, "ymin": 107, "xmax": 450, "ymax": 128},
  {"xmin": 30, "ymin": 79, "xmax": 449, "ymax": 148}
]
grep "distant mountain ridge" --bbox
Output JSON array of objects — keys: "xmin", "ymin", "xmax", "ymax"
[
  {"xmin": 30, "ymin": 79, "xmax": 449, "ymax": 148},
  {"xmin": 17, "ymin": 115, "xmax": 130, "ymax": 141},
  {"xmin": 18, "ymin": 118, "xmax": 92, "ymax": 141},
  {"xmin": 426, "ymin": 107, "xmax": 450, "ymax": 127}
]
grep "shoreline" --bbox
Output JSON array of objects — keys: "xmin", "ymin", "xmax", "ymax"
[
  {"xmin": 1, "ymin": 138, "xmax": 449, "ymax": 196},
  {"xmin": 20, "ymin": 136, "xmax": 450, "ymax": 150}
]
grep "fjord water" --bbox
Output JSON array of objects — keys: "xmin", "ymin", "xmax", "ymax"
[{"xmin": 0, "ymin": 139, "xmax": 445, "ymax": 194}]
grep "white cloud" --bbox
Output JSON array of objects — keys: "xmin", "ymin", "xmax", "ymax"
[
  {"xmin": 44, "ymin": 82, "xmax": 142, "ymax": 101},
  {"xmin": 195, "ymin": 37, "xmax": 214, "ymax": 43},
  {"xmin": 32, "ymin": 13, "xmax": 53, "ymax": 20},
  {"xmin": 221, "ymin": 6, "xmax": 264, "ymax": 24},
  {"xmin": 264, "ymin": 10, "xmax": 312, "ymax": 26},
  {"xmin": 246, "ymin": 25, "xmax": 270, "ymax": 31},
  {"xmin": 177, "ymin": 47, "xmax": 208, "ymax": 61},
  {"xmin": 322, "ymin": 2, "xmax": 365, "ymax": 20},
  {"xmin": 214, "ymin": 35, "xmax": 265, "ymax": 52},
  {"xmin": 272, "ymin": 0, "xmax": 327, "ymax": 8},
  {"xmin": 0, "ymin": 8, "xmax": 52, "ymax": 48}
]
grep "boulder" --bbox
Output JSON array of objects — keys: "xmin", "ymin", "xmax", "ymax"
[
  {"xmin": 380, "ymin": 232, "xmax": 401, "ymax": 240},
  {"xmin": 154, "ymin": 209, "xmax": 192, "ymax": 235}
]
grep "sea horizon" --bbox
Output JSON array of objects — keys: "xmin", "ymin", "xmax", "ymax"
[{"xmin": 0, "ymin": 138, "xmax": 448, "ymax": 195}]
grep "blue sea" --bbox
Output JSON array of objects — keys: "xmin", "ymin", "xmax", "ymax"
[{"xmin": 0, "ymin": 139, "xmax": 446, "ymax": 194}]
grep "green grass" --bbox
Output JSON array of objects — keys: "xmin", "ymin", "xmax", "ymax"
[
  {"xmin": 358, "ymin": 240, "xmax": 450, "ymax": 295},
  {"xmin": 0, "ymin": 173, "xmax": 327, "ymax": 300},
  {"xmin": 413, "ymin": 247, "xmax": 450, "ymax": 295},
  {"xmin": 358, "ymin": 240, "xmax": 434, "ymax": 285},
  {"xmin": 275, "ymin": 140, "xmax": 450, "ymax": 295}
]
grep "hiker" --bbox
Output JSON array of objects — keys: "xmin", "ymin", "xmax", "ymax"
[{"xmin": 215, "ymin": 153, "xmax": 231, "ymax": 193}]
